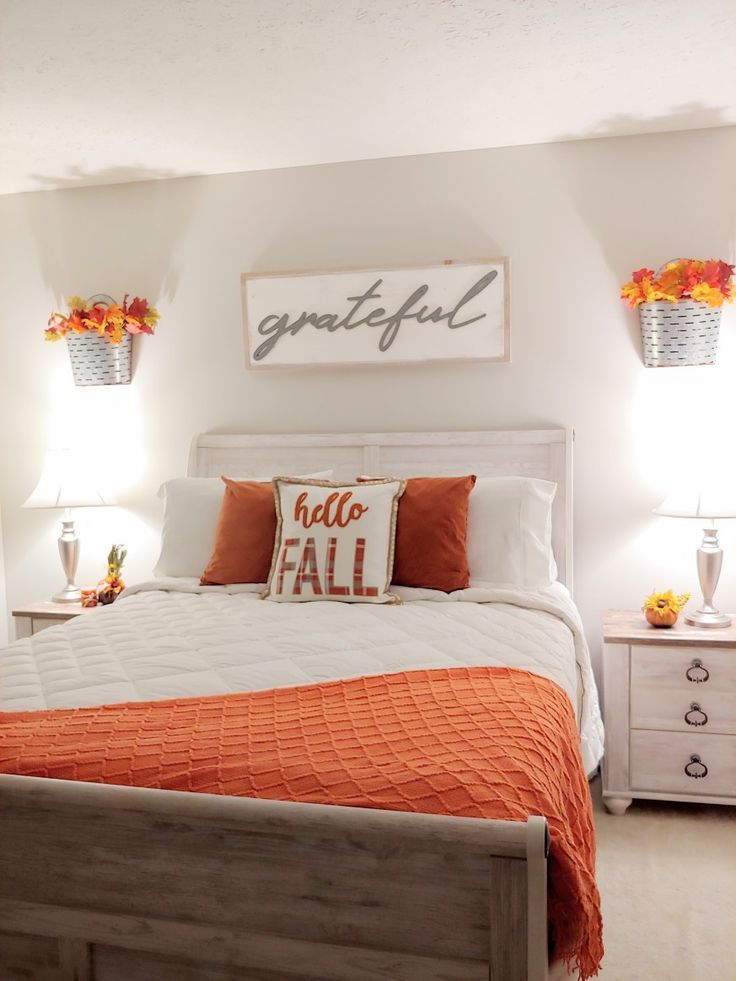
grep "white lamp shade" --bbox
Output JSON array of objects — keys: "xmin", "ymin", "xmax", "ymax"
[
  {"xmin": 654, "ymin": 489, "xmax": 736, "ymax": 520},
  {"xmin": 23, "ymin": 448, "xmax": 112, "ymax": 509}
]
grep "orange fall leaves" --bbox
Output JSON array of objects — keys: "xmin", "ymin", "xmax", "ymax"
[
  {"xmin": 621, "ymin": 259, "xmax": 734, "ymax": 309},
  {"xmin": 45, "ymin": 295, "xmax": 160, "ymax": 343}
]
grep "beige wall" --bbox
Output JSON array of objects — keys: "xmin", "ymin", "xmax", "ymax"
[{"xmin": 1, "ymin": 126, "xmax": 735, "ymax": 664}]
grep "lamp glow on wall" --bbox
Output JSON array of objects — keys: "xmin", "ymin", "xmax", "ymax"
[
  {"xmin": 23, "ymin": 448, "xmax": 113, "ymax": 602},
  {"xmin": 654, "ymin": 487, "xmax": 736, "ymax": 628}
]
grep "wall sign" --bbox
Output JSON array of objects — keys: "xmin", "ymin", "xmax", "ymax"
[{"xmin": 242, "ymin": 259, "xmax": 509, "ymax": 369}]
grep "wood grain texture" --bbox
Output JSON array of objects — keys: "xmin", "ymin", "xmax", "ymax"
[
  {"xmin": 58, "ymin": 938, "xmax": 92, "ymax": 981},
  {"xmin": 601, "ymin": 642, "xmax": 630, "ymax": 796},
  {"xmin": 631, "ymin": 644, "xmax": 736, "ymax": 695},
  {"xmin": 0, "ymin": 930, "xmax": 60, "ymax": 981},
  {"xmin": 602, "ymin": 610, "xmax": 736, "ymax": 646},
  {"xmin": 603, "ymin": 615, "xmax": 736, "ymax": 810},
  {"xmin": 1, "ymin": 901, "xmax": 487, "ymax": 981},
  {"xmin": 12, "ymin": 616, "xmax": 32, "ymax": 640},
  {"xmin": 488, "ymin": 858, "xmax": 528, "ymax": 981},
  {"xmin": 241, "ymin": 259, "xmax": 511, "ymax": 370},
  {"xmin": 630, "ymin": 729, "xmax": 736, "ymax": 797},
  {"xmin": 188, "ymin": 429, "xmax": 573, "ymax": 589},
  {"xmin": 0, "ymin": 774, "xmax": 553, "ymax": 981},
  {"xmin": 525, "ymin": 815, "xmax": 550, "ymax": 981},
  {"xmin": 12, "ymin": 602, "xmax": 89, "ymax": 620},
  {"xmin": 12, "ymin": 602, "xmax": 90, "ymax": 640},
  {"xmin": 631, "ymin": 683, "xmax": 736, "ymax": 735}
]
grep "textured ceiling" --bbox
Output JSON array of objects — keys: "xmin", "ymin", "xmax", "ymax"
[{"xmin": 1, "ymin": 0, "xmax": 735, "ymax": 194}]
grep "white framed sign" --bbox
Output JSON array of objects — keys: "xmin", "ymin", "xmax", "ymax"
[{"xmin": 242, "ymin": 258, "xmax": 509, "ymax": 369}]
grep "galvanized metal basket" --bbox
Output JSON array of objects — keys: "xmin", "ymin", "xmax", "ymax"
[
  {"xmin": 639, "ymin": 300, "xmax": 721, "ymax": 367},
  {"xmin": 66, "ymin": 329, "xmax": 133, "ymax": 386},
  {"xmin": 65, "ymin": 294, "xmax": 133, "ymax": 386}
]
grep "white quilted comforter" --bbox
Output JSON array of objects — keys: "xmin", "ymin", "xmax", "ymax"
[{"xmin": 0, "ymin": 579, "xmax": 604, "ymax": 774}]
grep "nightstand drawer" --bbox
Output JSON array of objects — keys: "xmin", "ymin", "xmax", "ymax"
[
  {"xmin": 13, "ymin": 602, "xmax": 91, "ymax": 638},
  {"xmin": 630, "ymin": 730, "xmax": 736, "ymax": 797},
  {"xmin": 631, "ymin": 686, "xmax": 736, "ymax": 734},
  {"xmin": 631, "ymin": 644, "xmax": 736, "ymax": 694}
]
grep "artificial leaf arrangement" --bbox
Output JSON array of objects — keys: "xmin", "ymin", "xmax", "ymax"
[
  {"xmin": 621, "ymin": 259, "xmax": 734, "ymax": 310},
  {"xmin": 81, "ymin": 545, "xmax": 127, "ymax": 608},
  {"xmin": 45, "ymin": 295, "xmax": 160, "ymax": 344},
  {"xmin": 642, "ymin": 589, "xmax": 690, "ymax": 628}
]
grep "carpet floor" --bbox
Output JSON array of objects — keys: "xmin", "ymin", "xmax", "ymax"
[{"xmin": 590, "ymin": 776, "xmax": 736, "ymax": 980}]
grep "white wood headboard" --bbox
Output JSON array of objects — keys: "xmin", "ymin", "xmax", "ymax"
[{"xmin": 189, "ymin": 429, "xmax": 573, "ymax": 590}]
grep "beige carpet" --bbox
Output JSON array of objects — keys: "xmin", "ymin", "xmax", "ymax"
[{"xmin": 590, "ymin": 776, "xmax": 736, "ymax": 980}]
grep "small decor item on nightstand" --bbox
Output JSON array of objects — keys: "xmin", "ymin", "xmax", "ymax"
[
  {"xmin": 45, "ymin": 294, "xmax": 160, "ymax": 386},
  {"xmin": 642, "ymin": 590, "xmax": 690, "ymax": 628},
  {"xmin": 97, "ymin": 544, "xmax": 126, "ymax": 605},
  {"xmin": 655, "ymin": 486, "xmax": 736, "ymax": 627},
  {"xmin": 620, "ymin": 259, "xmax": 734, "ymax": 367},
  {"xmin": 22, "ymin": 447, "xmax": 112, "ymax": 603}
]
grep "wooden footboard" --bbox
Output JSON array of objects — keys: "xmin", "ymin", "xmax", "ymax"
[{"xmin": 0, "ymin": 773, "xmax": 552, "ymax": 981}]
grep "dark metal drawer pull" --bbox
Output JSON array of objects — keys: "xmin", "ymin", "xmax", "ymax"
[
  {"xmin": 684, "ymin": 703, "xmax": 708, "ymax": 727},
  {"xmin": 686, "ymin": 659, "xmax": 709, "ymax": 683},
  {"xmin": 684, "ymin": 755, "xmax": 708, "ymax": 779}
]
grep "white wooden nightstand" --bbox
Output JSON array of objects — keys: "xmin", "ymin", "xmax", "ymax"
[
  {"xmin": 12, "ymin": 601, "xmax": 95, "ymax": 639},
  {"xmin": 602, "ymin": 610, "xmax": 736, "ymax": 814}
]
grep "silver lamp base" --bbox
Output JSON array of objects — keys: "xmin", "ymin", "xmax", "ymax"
[
  {"xmin": 687, "ymin": 525, "xmax": 731, "ymax": 629},
  {"xmin": 685, "ymin": 608, "xmax": 732, "ymax": 628},
  {"xmin": 53, "ymin": 513, "xmax": 82, "ymax": 603},
  {"xmin": 53, "ymin": 583, "xmax": 82, "ymax": 604}
]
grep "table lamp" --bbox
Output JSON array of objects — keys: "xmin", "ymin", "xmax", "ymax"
[
  {"xmin": 654, "ymin": 487, "xmax": 736, "ymax": 627},
  {"xmin": 23, "ymin": 448, "xmax": 112, "ymax": 603}
]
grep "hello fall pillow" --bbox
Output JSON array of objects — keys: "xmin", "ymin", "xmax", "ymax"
[{"xmin": 263, "ymin": 478, "xmax": 406, "ymax": 604}]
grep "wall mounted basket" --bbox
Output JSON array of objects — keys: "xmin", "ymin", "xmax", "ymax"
[
  {"xmin": 639, "ymin": 300, "xmax": 721, "ymax": 368},
  {"xmin": 66, "ymin": 331, "xmax": 132, "ymax": 386}
]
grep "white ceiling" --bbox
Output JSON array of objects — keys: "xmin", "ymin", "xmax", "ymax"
[{"xmin": 2, "ymin": 0, "xmax": 735, "ymax": 195}]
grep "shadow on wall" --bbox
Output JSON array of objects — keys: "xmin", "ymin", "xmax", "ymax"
[
  {"xmin": 550, "ymin": 105, "xmax": 736, "ymax": 607},
  {"xmin": 553, "ymin": 102, "xmax": 735, "ymax": 359},
  {"xmin": 20, "ymin": 165, "xmax": 204, "ymax": 308},
  {"xmin": 234, "ymin": 158, "xmax": 512, "ymax": 425},
  {"xmin": 568, "ymin": 101, "xmax": 734, "ymax": 142},
  {"xmin": 247, "ymin": 158, "xmax": 504, "ymax": 273},
  {"xmin": 27, "ymin": 164, "xmax": 202, "ymax": 192},
  {"xmin": 7, "ymin": 166, "xmax": 206, "ymax": 596}
]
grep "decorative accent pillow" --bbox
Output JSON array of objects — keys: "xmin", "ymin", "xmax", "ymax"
[
  {"xmin": 200, "ymin": 479, "xmax": 277, "ymax": 585},
  {"xmin": 263, "ymin": 478, "xmax": 405, "ymax": 603},
  {"xmin": 156, "ymin": 472, "xmax": 331, "ymax": 580},
  {"xmin": 199, "ymin": 471, "xmax": 334, "ymax": 585},
  {"xmin": 358, "ymin": 475, "xmax": 476, "ymax": 591},
  {"xmin": 467, "ymin": 476, "xmax": 558, "ymax": 587}
]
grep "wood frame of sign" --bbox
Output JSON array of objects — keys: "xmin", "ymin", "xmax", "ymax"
[{"xmin": 241, "ymin": 258, "xmax": 510, "ymax": 369}]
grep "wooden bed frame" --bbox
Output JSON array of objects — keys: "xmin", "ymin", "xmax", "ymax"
[{"xmin": 0, "ymin": 429, "xmax": 576, "ymax": 981}]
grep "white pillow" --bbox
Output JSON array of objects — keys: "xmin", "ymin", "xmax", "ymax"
[
  {"xmin": 263, "ymin": 478, "xmax": 404, "ymax": 604},
  {"xmin": 467, "ymin": 476, "xmax": 557, "ymax": 588},
  {"xmin": 154, "ymin": 472, "xmax": 332, "ymax": 578}
]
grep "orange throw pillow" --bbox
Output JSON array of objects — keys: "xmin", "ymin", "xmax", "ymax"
[
  {"xmin": 200, "ymin": 478, "xmax": 276, "ymax": 585},
  {"xmin": 359, "ymin": 475, "xmax": 476, "ymax": 591}
]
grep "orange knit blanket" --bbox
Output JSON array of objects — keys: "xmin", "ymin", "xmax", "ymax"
[{"xmin": 0, "ymin": 666, "xmax": 603, "ymax": 978}]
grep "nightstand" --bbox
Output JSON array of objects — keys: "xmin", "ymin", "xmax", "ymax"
[
  {"xmin": 602, "ymin": 610, "xmax": 736, "ymax": 814},
  {"xmin": 12, "ymin": 601, "xmax": 95, "ymax": 639}
]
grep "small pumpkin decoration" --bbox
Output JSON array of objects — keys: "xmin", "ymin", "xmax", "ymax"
[
  {"xmin": 642, "ymin": 590, "xmax": 690, "ymax": 628},
  {"xmin": 97, "ymin": 544, "xmax": 127, "ymax": 605}
]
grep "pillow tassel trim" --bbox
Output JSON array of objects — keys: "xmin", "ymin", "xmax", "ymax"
[{"xmin": 263, "ymin": 477, "xmax": 405, "ymax": 604}]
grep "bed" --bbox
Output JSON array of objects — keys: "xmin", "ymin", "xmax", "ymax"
[{"xmin": 0, "ymin": 430, "xmax": 603, "ymax": 981}]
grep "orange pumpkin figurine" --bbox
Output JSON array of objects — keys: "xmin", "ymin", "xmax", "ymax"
[
  {"xmin": 642, "ymin": 590, "xmax": 690, "ymax": 628},
  {"xmin": 97, "ymin": 545, "xmax": 127, "ymax": 606}
]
